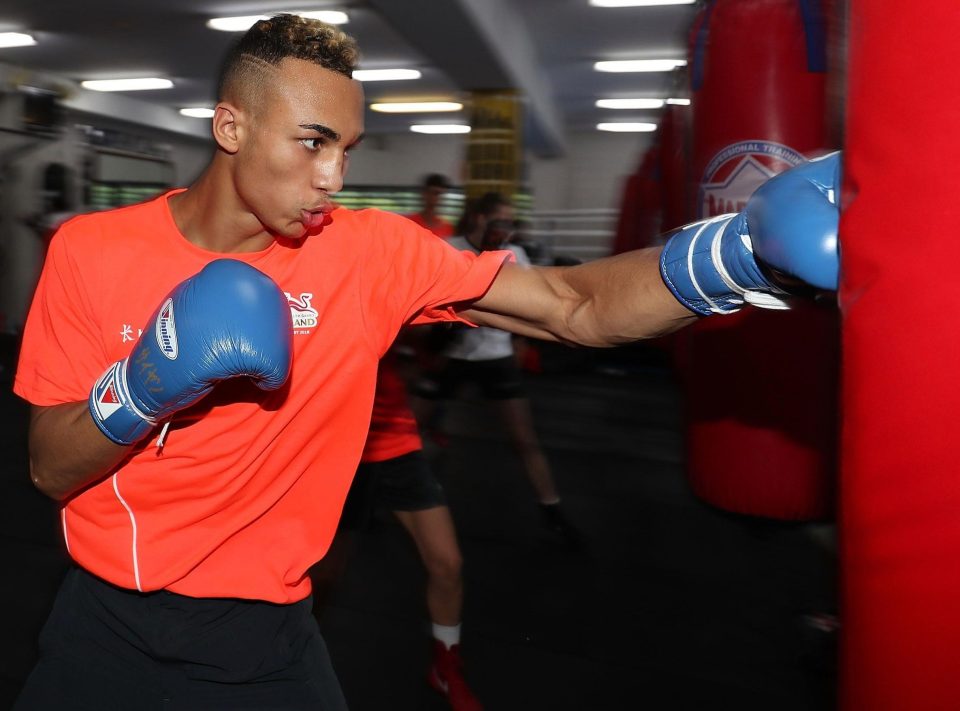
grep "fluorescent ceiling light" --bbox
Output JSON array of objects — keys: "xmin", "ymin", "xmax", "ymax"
[
  {"xmin": 666, "ymin": 98, "xmax": 691, "ymax": 105},
  {"xmin": 207, "ymin": 10, "xmax": 348, "ymax": 32},
  {"xmin": 180, "ymin": 107, "xmax": 215, "ymax": 118},
  {"xmin": 353, "ymin": 69, "xmax": 421, "ymax": 82},
  {"xmin": 597, "ymin": 122, "xmax": 658, "ymax": 132},
  {"xmin": 0, "ymin": 32, "xmax": 36, "ymax": 48},
  {"xmin": 370, "ymin": 101, "xmax": 462, "ymax": 113},
  {"xmin": 81, "ymin": 78, "xmax": 173, "ymax": 92},
  {"xmin": 594, "ymin": 59, "xmax": 687, "ymax": 72},
  {"xmin": 590, "ymin": 0, "xmax": 696, "ymax": 7},
  {"xmin": 410, "ymin": 124, "xmax": 471, "ymax": 134},
  {"xmin": 596, "ymin": 98, "xmax": 664, "ymax": 110}
]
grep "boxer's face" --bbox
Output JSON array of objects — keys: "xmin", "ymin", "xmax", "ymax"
[{"xmin": 232, "ymin": 58, "xmax": 365, "ymax": 239}]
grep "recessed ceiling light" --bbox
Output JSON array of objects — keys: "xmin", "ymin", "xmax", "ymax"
[
  {"xmin": 370, "ymin": 101, "xmax": 463, "ymax": 113},
  {"xmin": 596, "ymin": 98, "xmax": 665, "ymax": 110},
  {"xmin": 594, "ymin": 59, "xmax": 687, "ymax": 72},
  {"xmin": 590, "ymin": 0, "xmax": 696, "ymax": 7},
  {"xmin": 0, "ymin": 32, "xmax": 36, "ymax": 48},
  {"xmin": 353, "ymin": 69, "xmax": 421, "ymax": 82},
  {"xmin": 207, "ymin": 10, "xmax": 348, "ymax": 32},
  {"xmin": 410, "ymin": 125, "xmax": 471, "ymax": 134},
  {"xmin": 597, "ymin": 122, "xmax": 658, "ymax": 132},
  {"xmin": 81, "ymin": 78, "xmax": 174, "ymax": 92},
  {"xmin": 180, "ymin": 108, "xmax": 215, "ymax": 118}
]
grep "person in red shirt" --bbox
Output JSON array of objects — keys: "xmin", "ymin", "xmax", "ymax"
[
  {"xmin": 320, "ymin": 350, "xmax": 482, "ymax": 711},
  {"xmin": 406, "ymin": 172, "xmax": 456, "ymax": 239},
  {"xmin": 11, "ymin": 12, "xmax": 838, "ymax": 711}
]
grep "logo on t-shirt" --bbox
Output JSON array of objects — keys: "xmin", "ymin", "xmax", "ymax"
[{"xmin": 285, "ymin": 292, "xmax": 318, "ymax": 335}]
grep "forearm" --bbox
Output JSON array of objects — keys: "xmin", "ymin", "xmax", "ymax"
[
  {"xmin": 29, "ymin": 402, "xmax": 132, "ymax": 501},
  {"xmin": 466, "ymin": 247, "xmax": 697, "ymax": 347},
  {"xmin": 557, "ymin": 247, "xmax": 697, "ymax": 346}
]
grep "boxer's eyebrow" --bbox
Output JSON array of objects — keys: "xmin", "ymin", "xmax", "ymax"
[{"xmin": 299, "ymin": 123, "xmax": 340, "ymax": 142}]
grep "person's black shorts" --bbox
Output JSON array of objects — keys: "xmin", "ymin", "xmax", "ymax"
[
  {"xmin": 340, "ymin": 450, "xmax": 446, "ymax": 531},
  {"xmin": 414, "ymin": 355, "xmax": 525, "ymax": 401},
  {"xmin": 14, "ymin": 567, "xmax": 347, "ymax": 711}
]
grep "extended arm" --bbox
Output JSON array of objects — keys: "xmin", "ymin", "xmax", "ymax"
[
  {"xmin": 463, "ymin": 247, "xmax": 695, "ymax": 347},
  {"xmin": 464, "ymin": 152, "xmax": 841, "ymax": 345}
]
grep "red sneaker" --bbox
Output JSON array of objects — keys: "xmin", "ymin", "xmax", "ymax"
[{"xmin": 427, "ymin": 641, "xmax": 483, "ymax": 711}]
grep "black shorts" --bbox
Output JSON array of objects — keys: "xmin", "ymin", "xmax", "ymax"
[
  {"xmin": 14, "ymin": 567, "xmax": 347, "ymax": 711},
  {"xmin": 414, "ymin": 355, "xmax": 525, "ymax": 401},
  {"xmin": 340, "ymin": 450, "xmax": 446, "ymax": 531}
]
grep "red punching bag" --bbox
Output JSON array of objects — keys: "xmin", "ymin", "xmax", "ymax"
[
  {"xmin": 682, "ymin": 0, "xmax": 839, "ymax": 520},
  {"xmin": 658, "ymin": 102, "xmax": 692, "ymax": 234},
  {"xmin": 841, "ymin": 2, "xmax": 960, "ymax": 709},
  {"xmin": 612, "ymin": 145, "xmax": 662, "ymax": 255}
]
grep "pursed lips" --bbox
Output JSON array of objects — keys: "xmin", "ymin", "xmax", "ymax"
[{"xmin": 300, "ymin": 206, "xmax": 331, "ymax": 229}]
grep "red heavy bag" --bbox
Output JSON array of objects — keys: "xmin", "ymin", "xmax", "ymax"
[
  {"xmin": 658, "ymin": 102, "xmax": 692, "ymax": 234},
  {"xmin": 840, "ymin": 3, "xmax": 960, "ymax": 709},
  {"xmin": 611, "ymin": 145, "xmax": 662, "ymax": 255},
  {"xmin": 681, "ymin": 0, "xmax": 839, "ymax": 520}
]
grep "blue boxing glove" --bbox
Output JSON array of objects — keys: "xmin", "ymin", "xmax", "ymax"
[
  {"xmin": 89, "ymin": 259, "xmax": 293, "ymax": 446},
  {"xmin": 659, "ymin": 151, "xmax": 840, "ymax": 315}
]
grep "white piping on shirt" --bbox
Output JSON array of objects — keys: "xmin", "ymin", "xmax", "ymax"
[
  {"xmin": 111, "ymin": 473, "xmax": 143, "ymax": 592},
  {"xmin": 60, "ymin": 508, "xmax": 70, "ymax": 555}
]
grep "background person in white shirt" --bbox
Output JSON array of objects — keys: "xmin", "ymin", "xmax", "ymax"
[{"xmin": 413, "ymin": 192, "xmax": 579, "ymax": 546}]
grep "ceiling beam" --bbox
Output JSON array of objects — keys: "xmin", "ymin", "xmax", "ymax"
[
  {"xmin": 365, "ymin": 0, "xmax": 567, "ymax": 158},
  {"xmin": 0, "ymin": 63, "xmax": 210, "ymax": 141}
]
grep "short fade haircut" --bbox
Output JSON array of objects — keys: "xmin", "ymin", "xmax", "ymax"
[{"xmin": 217, "ymin": 14, "xmax": 359, "ymax": 102}]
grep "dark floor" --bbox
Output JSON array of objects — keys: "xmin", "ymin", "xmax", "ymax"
[{"xmin": 0, "ymin": 340, "xmax": 837, "ymax": 711}]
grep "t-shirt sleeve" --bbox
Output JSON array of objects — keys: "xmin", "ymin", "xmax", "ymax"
[
  {"xmin": 14, "ymin": 222, "xmax": 106, "ymax": 406},
  {"xmin": 404, "ymin": 247, "xmax": 511, "ymax": 325},
  {"xmin": 358, "ymin": 211, "xmax": 513, "ymax": 346}
]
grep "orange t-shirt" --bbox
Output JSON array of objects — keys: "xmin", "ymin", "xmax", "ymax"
[
  {"xmin": 405, "ymin": 212, "xmax": 455, "ymax": 239},
  {"xmin": 15, "ymin": 190, "xmax": 510, "ymax": 603}
]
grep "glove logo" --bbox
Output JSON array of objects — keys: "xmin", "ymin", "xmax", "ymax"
[
  {"xmin": 285, "ymin": 292, "xmax": 318, "ymax": 335},
  {"xmin": 91, "ymin": 364, "xmax": 124, "ymax": 421},
  {"xmin": 155, "ymin": 298, "xmax": 179, "ymax": 360},
  {"xmin": 699, "ymin": 140, "xmax": 804, "ymax": 219}
]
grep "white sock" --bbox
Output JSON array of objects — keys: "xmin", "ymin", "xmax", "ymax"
[{"xmin": 432, "ymin": 622, "xmax": 461, "ymax": 649}]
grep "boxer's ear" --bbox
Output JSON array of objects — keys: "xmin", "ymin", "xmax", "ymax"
[{"xmin": 212, "ymin": 103, "xmax": 242, "ymax": 154}]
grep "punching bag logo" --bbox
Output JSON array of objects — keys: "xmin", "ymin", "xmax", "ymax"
[{"xmin": 698, "ymin": 141, "xmax": 805, "ymax": 219}]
